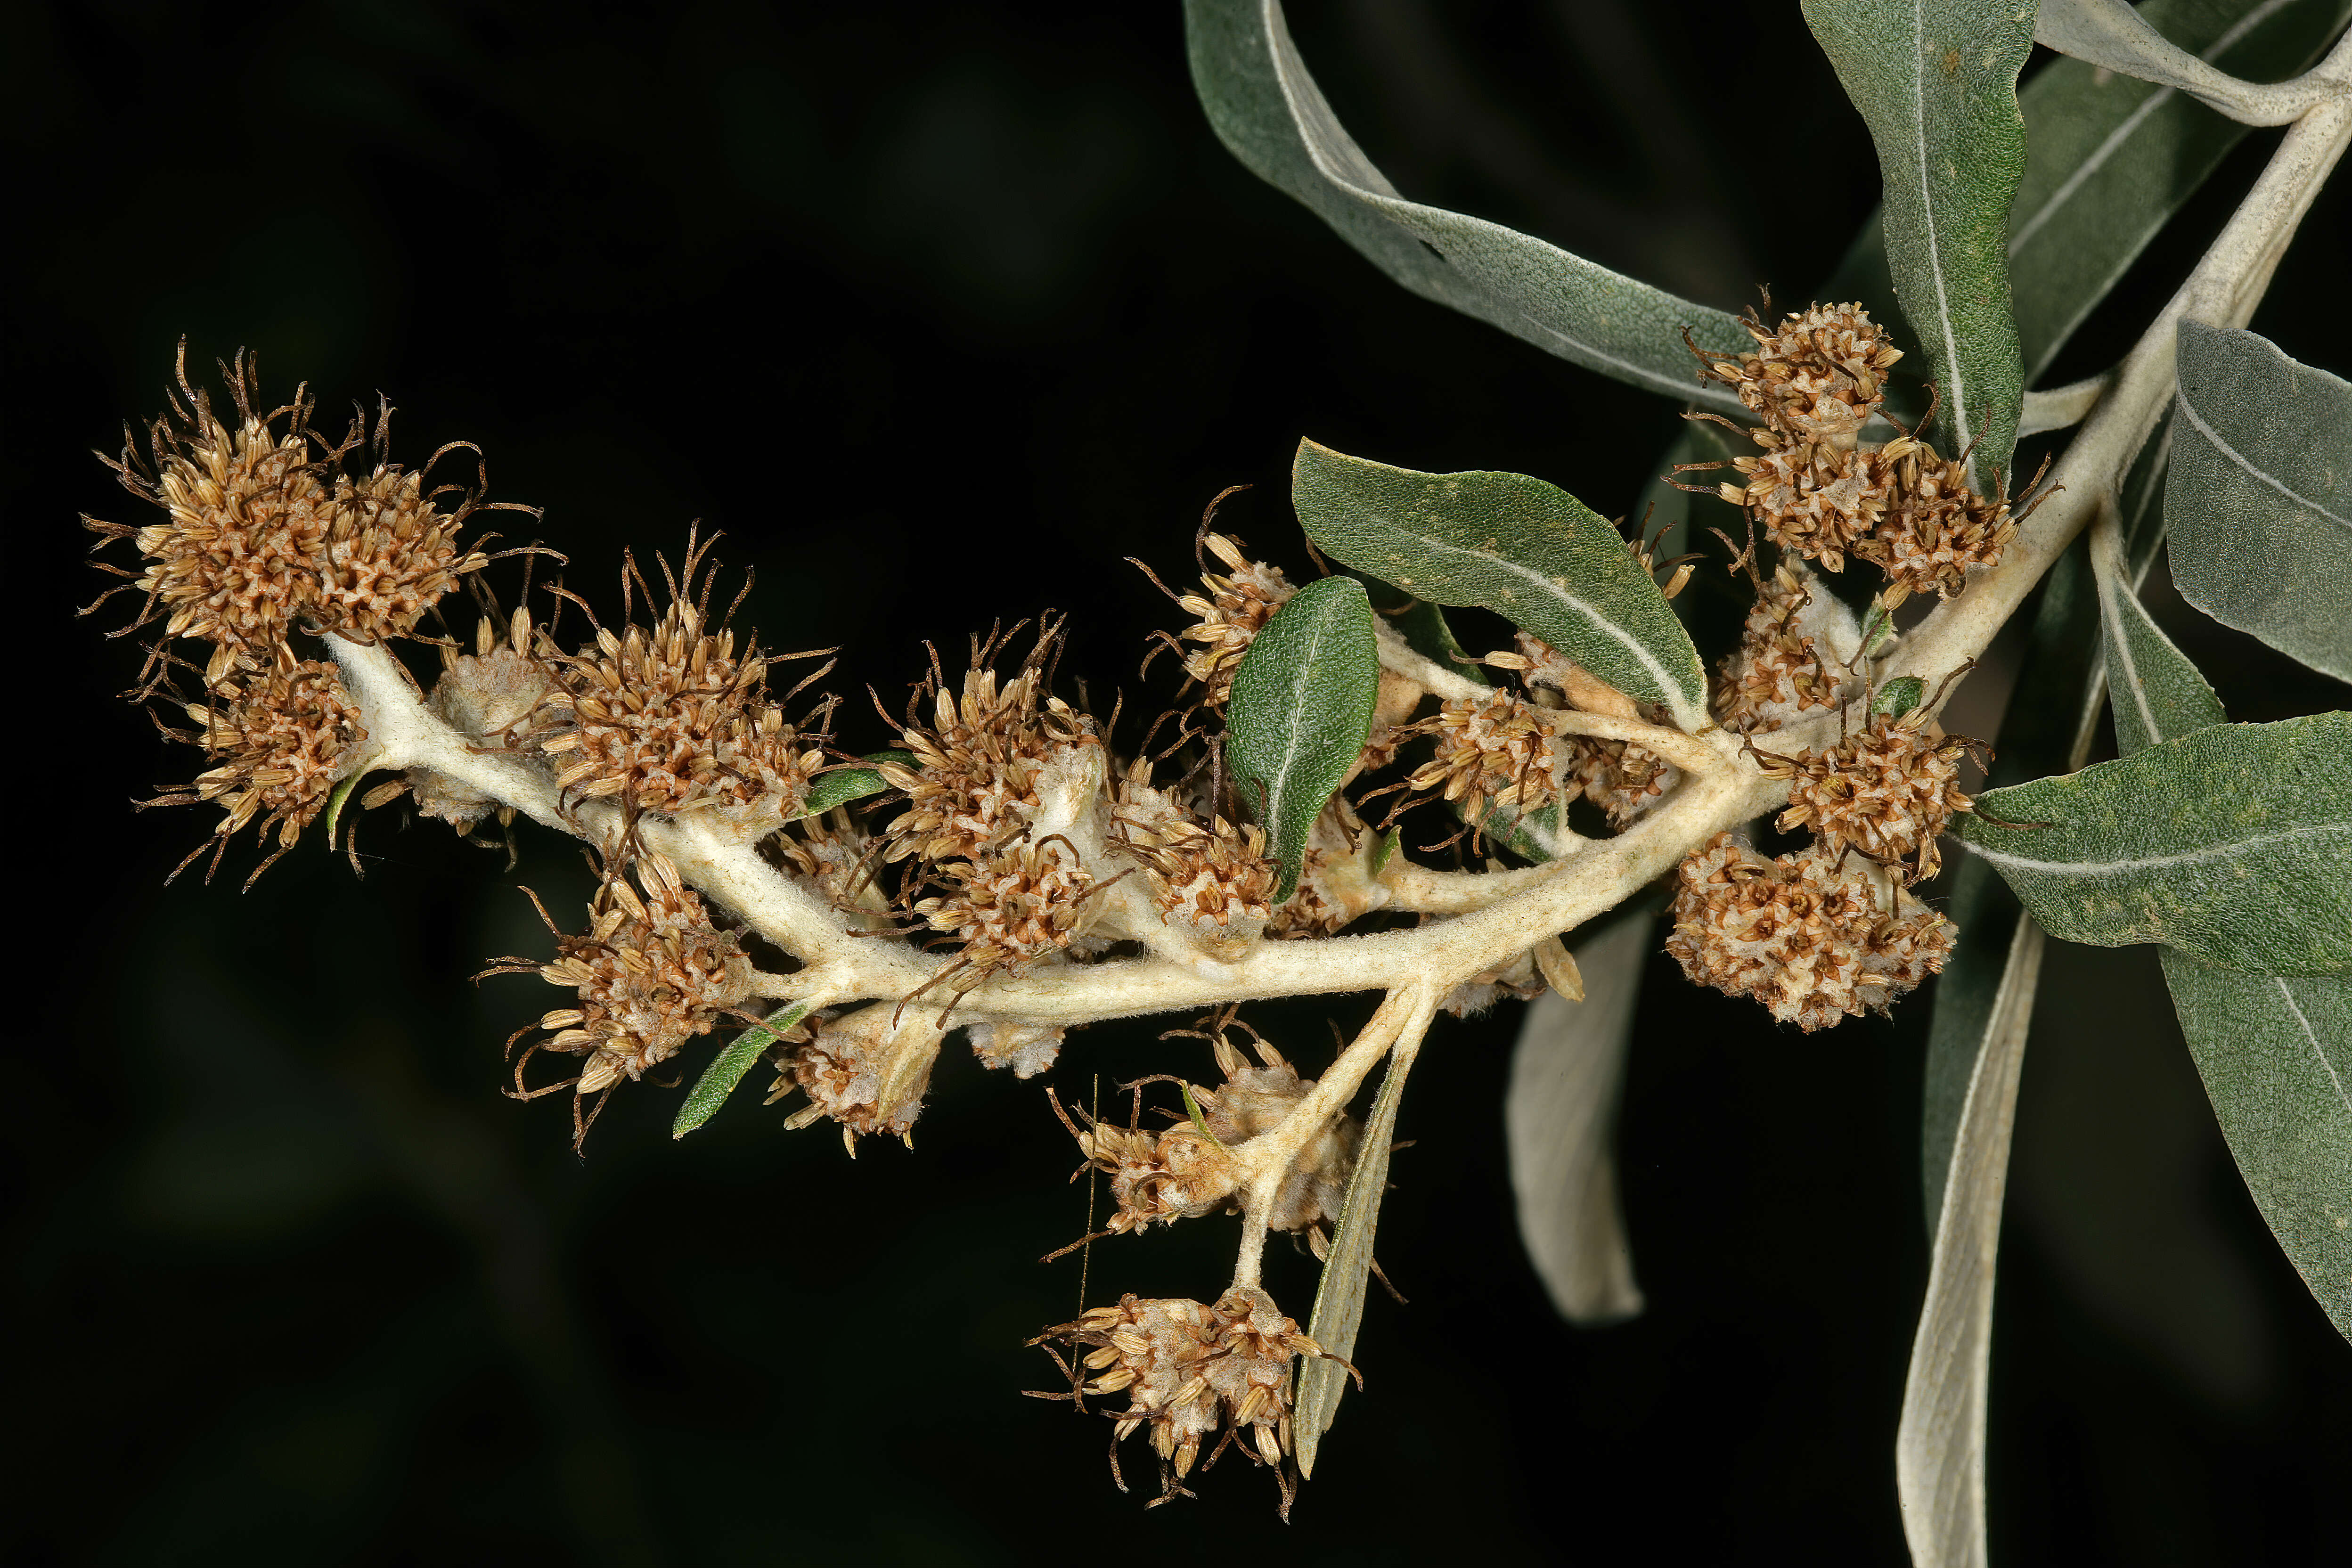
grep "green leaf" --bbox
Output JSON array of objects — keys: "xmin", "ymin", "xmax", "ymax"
[
  {"xmin": 671, "ymin": 1000, "xmax": 814, "ymax": 1140},
  {"xmin": 1873, "ymin": 676, "xmax": 1928, "ymax": 718},
  {"xmin": 791, "ymin": 750, "xmax": 915, "ymax": 821},
  {"xmin": 1505, "ymin": 912, "xmax": 1650, "ymax": 1326},
  {"xmin": 2011, "ymin": 0, "xmax": 2352, "ymax": 385},
  {"xmin": 1182, "ymin": 0, "xmax": 1753, "ymax": 409},
  {"xmin": 2168, "ymin": 320, "xmax": 2352, "ymax": 683},
  {"xmin": 1295, "ymin": 1030, "xmax": 1419, "ymax": 1478},
  {"xmin": 1226, "ymin": 574, "xmax": 1381, "ymax": 902},
  {"xmin": 1800, "ymin": 0, "xmax": 2035, "ymax": 490},
  {"xmin": 2161, "ymin": 956, "xmax": 2352, "ymax": 1342},
  {"xmin": 2091, "ymin": 521, "xmax": 2226, "ymax": 759},
  {"xmin": 1291, "ymin": 439, "xmax": 1708, "ymax": 731},
  {"xmin": 1955, "ymin": 712, "xmax": 2352, "ymax": 976}
]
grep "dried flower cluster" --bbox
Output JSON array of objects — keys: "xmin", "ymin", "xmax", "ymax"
[
  {"xmin": 1766, "ymin": 709, "xmax": 1977, "ymax": 882},
  {"xmin": 1030, "ymin": 1285, "xmax": 1347, "ymax": 1511},
  {"xmin": 1666, "ymin": 833, "xmax": 1952, "ymax": 1030},
  {"xmin": 1152, "ymin": 525, "xmax": 1298, "ymax": 709},
  {"xmin": 1696, "ymin": 302, "xmax": 2020, "ymax": 606}
]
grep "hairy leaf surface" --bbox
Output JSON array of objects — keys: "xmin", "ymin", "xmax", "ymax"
[
  {"xmin": 671, "ymin": 1000, "xmax": 815, "ymax": 1140},
  {"xmin": 2091, "ymin": 523, "xmax": 2226, "ymax": 759},
  {"xmin": 1295, "ymin": 1030, "xmax": 1419, "ymax": 1477},
  {"xmin": 792, "ymin": 750, "xmax": 915, "ymax": 821},
  {"xmin": 1506, "ymin": 913, "xmax": 1650, "ymax": 1325},
  {"xmin": 1956, "ymin": 713, "xmax": 2352, "ymax": 975},
  {"xmin": 1801, "ymin": 0, "xmax": 2035, "ymax": 490},
  {"xmin": 2169, "ymin": 320, "xmax": 2352, "ymax": 682},
  {"xmin": 1226, "ymin": 575, "xmax": 1380, "ymax": 901},
  {"xmin": 1183, "ymin": 0, "xmax": 1750, "ymax": 408},
  {"xmin": 1292, "ymin": 440, "xmax": 1707, "ymax": 730}
]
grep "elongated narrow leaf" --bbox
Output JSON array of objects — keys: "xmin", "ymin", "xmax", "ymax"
[
  {"xmin": 2091, "ymin": 524, "xmax": 2226, "ymax": 759},
  {"xmin": 2161, "ymin": 956, "xmax": 2352, "ymax": 1341},
  {"xmin": 1955, "ymin": 713, "xmax": 2352, "ymax": 975},
  {"xmin": 1291, "ymin": 440, "xmax": 1708, "ymax": 730},
  {"xmin": 2034, "ymin": 0, "xmax": 2328, "ymax": 122},
  {"xmin": 1506, "ymin": 913, "xmax": 1650, "ymax": 1325},
  {"xmin": 1295, "ymin": 1031, "xmax": 1420, "ymax": 1478},
  {"xmin": 2014, "ymin": 0, "xmax": 2352, "ymax": 383},
  {"xmin": 1183, "ymin": 0, "xmax": 1750, "ymax": 408},
  {"xmin": 1226, "ymin": 575, "xmax": 1380, "ymax": 902},
  {"xmin": 792, "ymin": 750, "xmax": 915, "ymax": 821},
  {"xmin": 1899, "ymin": 913, "xmax": 2043, "ymax": 1568},
  {"xmin": 1800, "ymin": 0, "xmax": 2034, "ymax": 489},
  {"xmin": 671, "ymin": 1000, "xmax": 815, "ymax": 1140},
  {"xmin": 2170, "ymin": 321, "xmax": 2352, "ymax": 682}
]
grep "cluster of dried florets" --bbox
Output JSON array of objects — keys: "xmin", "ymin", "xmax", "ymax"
[
  {"xmin": 1030, "ymin": 1286, "xmax": 1349, "ymax": 1511},
  {"xmin": 1764, "ymin": 708, "xmax": 1978, "ymax": 883},
  {"xmin": 1692, "ymin": 302, "xmax": 2020, "ymax": 608},
  {"xmin": 1666, "ymin": 833, "xmax": 1952, "ymax": 1030},
  {"xmin": 1141, "ymin": 515, "xmax": 1298, "ymax": 710},
  {"xmin": 83, "ymin": 348, "xmax": 515, "ymax": 884}
]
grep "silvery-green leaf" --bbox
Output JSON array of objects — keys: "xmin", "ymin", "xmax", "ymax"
[
  {"xmin": 1183, "ymin": 0, "xmax": 1751, "ymax": 409},
  {"xmin": 2169, "ymin": 320, "xmax": 2352, "ymax": 682},
  {"xmin": 2091, "ymin": 520, "xmax": 2227, "ymax": 759},
  {"xmin": 1295, "ymin": 1029, "xmax": 1420, "ymax": 1478},
  {"xmin": 1226, "ymin": 575, "xmax": 1381, "ymax": 902},
  {"xmin": 1800, "ymin": 0, "xmax": 2034, "ymax": 490},
  {"xmin": 670, "ymin": 1000, "xmax": 814, "ymax": 1140},
  {"xmin": 2011, "ymin": 0, "xmax": 2352, "ymax": 384},
  {"xmin": 2160, "ymin": 956, "xmax": 2352, "ymax": 1342},
  {"xmin": 1955, "ymin": 712, "xmax": 2352, "ymax": 976},
  {"xmin": 1505, "ymin": 913, "xmax": 1650, "ymax": 1326},
  {"xmin": 1291, "ymin": 440, "xmax": 1708, "ymax": 731},
  {"xmin": 2119, "ymin": 407, "xmax": 2175, "ymax": 578},
  {"xmin": 1875, "ymin": 676, "xmax": 1929, "ymax": 718},
  {"xmin": 2034, "ymin": 0, "xmax": 2334, "ymax": 123},
  {"xmin": 791, "ymin": 750, "xmax": 915, "ymax": 821},
  {"xmin": 1898, "ymin": 913, "xmax": 2044, "ymax": 1568}
]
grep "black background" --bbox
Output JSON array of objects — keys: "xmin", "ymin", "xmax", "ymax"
[{"xmin": 8, "ymin": 2, "xmax": 2350, "ymax": 1563}]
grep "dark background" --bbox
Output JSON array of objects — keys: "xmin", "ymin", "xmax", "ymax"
[{"xmin": 7, "ymin": 2, "xmax": 2350, "ymax": 1563}]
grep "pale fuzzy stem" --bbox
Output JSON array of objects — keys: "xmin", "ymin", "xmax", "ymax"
[{"xmin": 1378, "ymin": 855, "xmax": 1577, "ymax": 915}]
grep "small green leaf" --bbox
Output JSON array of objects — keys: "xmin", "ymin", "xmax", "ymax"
[
  {"xmin": 1291, "ymin": 440, "xmax": 1708, "ymax": 730},
  {"xmin": 1226, "ymin": 575, "xmax": 1381, "ymax": 902},
  {"xmin": 1955, "ymin": 713, "xmax": 2352, "ymax": 976},
  {"xmin": 2168, "ymin": 321, "xmax": 2352, "ymax": 682},
  {"xmin": 1801, "ymin": 0, "xmax": 2034, "ymax": 490},
  {"xmin": 1295, "ymin": 1030, "xmax": 1420, "ymax": 1478},
  {"xmin": 321, "ymin": 769, "xmax": 368, "ymax": 849},
  {"xmin": 1367, "ymin": 828, "xmax": 1399, "ymax": 878},
  {"xmin": 1183, "ymin": 0, "xmax": 1752, "ymax": 408},
  {"xmin": 791, "ymin": 750, "xmax": 915, "ymax": 821},
  {"xmin": 2160, "ymin": 955, "xmax": 2352, "ymax": 1344},
  {"xmin": 671, "ymin": 1001, "xmax": 814, "ymax": 1140},
  {"xmin": 1505, "ymin": 912, "xmax": 1650, "ymax": 1326},
  {"xmin": 1177, "ymin": 1080, "xmax": 1228, "ymax": 1152},
  {"xmin": 1873, "ymin": 676, "xmax": 1928, "ymax": 718},
  {"xmin": 2091, "ymin": 525, "xmax": 2225, "ymax": 759}
]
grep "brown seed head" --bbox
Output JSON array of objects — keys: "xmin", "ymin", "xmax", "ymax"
[
  {"xmin": 778, "ymin": 1000, "xmax": 947, "ymax": 1145},
  {"xmin": 179, "ymin": 649, "xmax": 367, "ymax": 851},
  {"xmin": 1172, "ymin": 532, "xmax": 1295, "ymax": 709},
  {"xmin": 1768, "ymin": 711, "xmax": 1975, "ymax": 882}
]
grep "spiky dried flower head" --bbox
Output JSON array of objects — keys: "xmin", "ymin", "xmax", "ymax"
[
  {"xmin": 1161, "ymin": 530, "xmax": 1296, "ymax": 709},
  {"xmin": 1032, "ymin": 1286, "xmax": 1345, "ymax": 1505},
  {"xmin": 1713, "ymin": 562, "xmax": 1861, "ymax": 733},
  {"xmin": 1697, "ymin": 302, "xmax": 1904, "ymax": 449},
  {"xmin": 915, "ymin": 837, "xmax": 1099, "ymax": 984},
  {"xmin": 1063, "ymin": 1112, "xmax": 1240, "ymax": 1237},
  {"xmin": 1401, "ymin": 690, "xmax": 1565, "ymax": 823},
  {"xmin": 1567, "ymin": 735, "xmax": 1682, "ymax": 828},
  {"xmin": 1193, "ymin": 1029, "xmax": 1362, "ymax": 1236},
  {"xmin": 534, "ymin": 537, "xmax": 827, "ymax": 832},
  {"xmin": 490, "ymin": 853, "xmax": 755, "ymax": 1144},
  {"xmin": 1720, "ymin": 433, "xmax": 1915, "ymax": 573},
  {"xmin": 1113, "ymin": 771, "xmax": 1275, "ymax": 942},
  {"xmin": 86, "ymin": 347, "xmax": 501, "ymax": 667},
  {"xmin": 167, "ymin": 649, "xmax": 368, "ymax": 871},
  {"xmin": 1859, "ymin": 445, "xmax": 2019, "ymax": 605},
  {"xmin": 1666, "ymin": 833, "xmax": 1952, "ymax": 1030},
  {"xmin": 407, "ymin": 607, "xmax": 553, "ymax": 831},
  {"xmin": 775, "ymin": 1001, "xmax": 948, "ymax": 1150},
  {"xmin": 1762, "ymin": 710, "xmax": 1977, "ymax": 882}
]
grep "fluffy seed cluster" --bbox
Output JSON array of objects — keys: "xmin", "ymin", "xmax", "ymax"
[
  {"xmin": 1766, "ymin": 712, "xmax": 1975, "ymax": 882},
  {"xmin": 492, "ymin": 855, "xmax": 754, "ymax": 1142},
  {"xmin": 534, "ymin": 549, "xmax": 825, "ymax": 831},
  {"xmin": 1697, "ymin": 303, "xmax": 2014, "ymax": 598},
  {"xmin": 1167, "ymin": 531, "xmax": 1295, "ymax": 709},
  {"xmin": 1666, "ymin": 833, "xmax": 1952, "ymax": 1030},
  {"xmin": 173, "ymin": 651, "xmax": 368, "ymax": 858},
  {"xmin": 1713, "ymin": 563, "xmax": 1859, "ymax": 733},
  {"xmin": 1033, "ymin": 1286, "xmax": 1341, "ymax": 1507}
]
